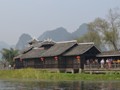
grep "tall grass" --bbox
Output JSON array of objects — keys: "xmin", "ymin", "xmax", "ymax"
[{"xmin": 0, "ymin": 68, "xmax": 120, "ymax": 81}]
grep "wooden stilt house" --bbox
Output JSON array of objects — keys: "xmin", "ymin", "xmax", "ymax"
[{"xmin": 14, "ymin": 39, "xmax": 101, "ymax": 73}]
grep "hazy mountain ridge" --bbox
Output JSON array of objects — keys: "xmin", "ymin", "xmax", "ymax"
[
  {"xmin": 38, "ymin": 27, "xmax": 73, "ymax": 41},
  {"xmin": 15, "ymin": 33, "xmax": 32, "ymax": 50},
  {"xmin": 72, "ymin": 23, "xmax": 88, "ymax": 39},
  {"xmin": 38, "ymin": 23, "xmax": 88, "ymax": 41},
  {"xmin": 15, "ymin": 23, "xmax": 89, "ymax": 50},
  {"xmin": 0, "ymin": 23, "xmax": 105, "ymax": 57}
]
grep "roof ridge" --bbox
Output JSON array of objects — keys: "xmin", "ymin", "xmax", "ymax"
[
  {"xmin": 56, "ymin": 40, "xmax": 77, "ymax": 43},
  {"xmin": 78, "ymin": 42, "xmax": 94, "ymax": 45}
]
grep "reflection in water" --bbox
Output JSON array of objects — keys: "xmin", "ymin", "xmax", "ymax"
[{"xmin": 0, "ymin": 80, "xmax": 120, "ymax": 90}]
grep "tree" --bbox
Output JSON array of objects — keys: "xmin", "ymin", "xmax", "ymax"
[
  {"xmin": 77, "ymin": 30, "xmax": 102, "ymax": 49},
  {"xmin": 0, "ymin": 48, "xmax": 19, "ymax": 66},
  {"xmin": 88, "ymin": 8, "xmax": 120, "ymax": 50}
]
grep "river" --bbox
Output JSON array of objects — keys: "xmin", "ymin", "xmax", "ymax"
[{"xmin": 0, "ymin": 80, "xmax": 120, "ymax": 90}]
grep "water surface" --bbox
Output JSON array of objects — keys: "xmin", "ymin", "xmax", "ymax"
[{"xmin": 0, "ymin": 80, "xmax": 120, "ymax": 90}]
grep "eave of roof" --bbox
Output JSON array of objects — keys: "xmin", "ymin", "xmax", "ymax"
[
  {"xmin": 97, "ymin": 51, "xmax": 120, "ymax": 57},
  {"xmin": 14, "ymin": 54, "xmax": 22, "ymax": 59},
  {"xmin": 63, "ymin": 43, "xmax": 96, "ymax": 56},
  {"xmin": 21, "ymin": 48, "xmax": 47, "ymax": 59},
  {"xmin": 97, "ymin": 54, "xmax": 120, "ymax": 57},
  {"xmin": 20, "ymin": 46, "xmax": 33, "ymax": 54}
]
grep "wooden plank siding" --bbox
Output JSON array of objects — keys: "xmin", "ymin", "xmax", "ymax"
[
  {"xmin": 64, "ymin": 56, "xmax": 80, "ymax": 69},
  {"xmin": 14, "ymin": 59, "xmax": 24, "ymax": 69}
]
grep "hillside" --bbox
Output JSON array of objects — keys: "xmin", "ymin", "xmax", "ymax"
[
  {"xmin": 15, "ymin": 24, "xmax": 89, "ymax": 50},
  {"xmin": 15, "ymin": 33, "xmax": 32, "ymax": 50},
  {"xmin": 72, "ymin": 23, "xmax": 88, "ymax": 39},
  {"xmin": 38, "ymin": 27, "xmax": 72, "ymax": 41},
  {"xmin": 38, "ymin": 24, "xmax": 88, "ymax": 41}
]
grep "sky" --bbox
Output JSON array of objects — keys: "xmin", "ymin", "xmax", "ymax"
[{"xmin": 0, "ymin": 0, "xmax": 120, "ymax": 45}]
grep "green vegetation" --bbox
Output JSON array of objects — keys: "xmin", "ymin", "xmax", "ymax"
[
  {"xmin": 77, "ymin": 30, "xmax": 101, "ymax": 49},
  {"xmin": 77, "ymin": 8, "xmax": 120, "ymax": 50},
  {"xmin": 0, "ymin": 48, "xmax": 19, "ymax": 66},
  {"xmin": 0, "ymin": 68, "xmax": 120, "ymax": 81}
]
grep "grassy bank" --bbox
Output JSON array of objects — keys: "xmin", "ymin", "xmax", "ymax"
[{"xmin": 0, "ymin": 68, "xmax": 120, "ymax": 81}]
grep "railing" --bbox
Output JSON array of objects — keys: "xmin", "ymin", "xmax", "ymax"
[
  {"xmin": 14, "ymin": 63, "xmax": 80, "ymax": 69},
  {"xmin": 34, "ymin": 64, "xmax": 79, "ymax": 68},
  {"xmin": 84, "ymin": 64, "xmax": 120, "ymax": 70}
]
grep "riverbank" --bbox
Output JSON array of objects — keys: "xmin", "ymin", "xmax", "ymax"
[{"xmin": 0, "ymin": 68, "xmax": 120, "ymax": 81}]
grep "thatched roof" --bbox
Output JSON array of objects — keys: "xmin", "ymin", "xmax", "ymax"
[
  {"xmin": 21, "ymin": 46, "xmax": 33, "ymax": 54},
  {"xmin": 41, "ymin": 39, "xmax": 55, "ymax": 46},
  {"xmin": 29, "ymin": 39, "xmax": 55, "ymax": 48},
  {"xmin": 28, "ymin": 38, "xmax": 39, "ymax": 45},
  {"xmin": 63, "ymin": 43, "xmax": 97, "ymax": 56},
  {"xmin": 15, "ymin": 40, "xmax": 101, "ymax": 59},
  {"xmin": 41, "ymin": 41, "xmax": 77, "ymax": 57},
  {"xmin": 97, "ymin": 51, "xmax": 120, "ymax": 57},
  {"xmin": 14, "ymin": 54, "xmax": 22, "ymax": 59},
  {"xmin": 21, "ymin": 48, "xmax": 46, "ymax": 59}
]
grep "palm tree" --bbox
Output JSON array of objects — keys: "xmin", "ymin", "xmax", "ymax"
[{"xmin": 0, "ymin": 48, "xmax": 19, "ymax": 66}]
